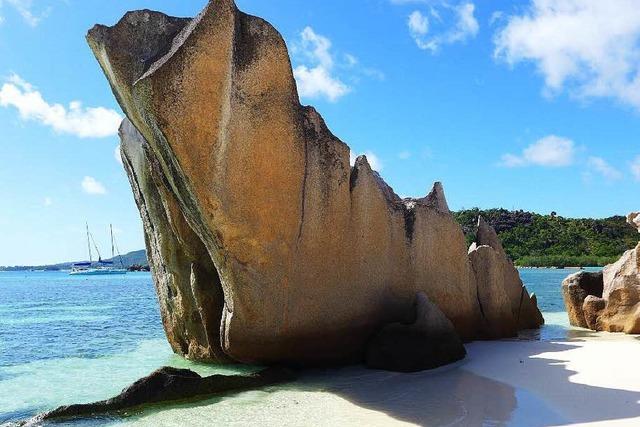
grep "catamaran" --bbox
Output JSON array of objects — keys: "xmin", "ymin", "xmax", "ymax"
[{"xmin": 70, "ymin": 224, "xmax": 127, "ymax": 276}]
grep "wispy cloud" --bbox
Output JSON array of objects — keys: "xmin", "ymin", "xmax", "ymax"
[
  {"xmin": 0, "ymin": 74, "xmax": 122, "ymax": 138},
  {"xmin": 81, "ymin": 176, "xmax": 107, "ymax": 195},
  {"xmin": 494, "ymin": 0, "xmax": 640, "ymax": 111},
  {"xmin": 399, "ymin": 1, "xmax": 479, "ymax": 52},
  {"xmin": 500, "ymin": 135, "xmax": 575, "ymax": 168},
  {"xmin": 291, "ymin": 27, "xmax": 383, "ymax": 102},
  {"xmin": 398, "ymin": 150, "xmax": 412, "ymax": 160},
  {"xmin": 0, "ymin": 0, "xmax": 49, "ymax": 27},
  {"xmin": 408, "ymin": 10, "xmax": 429, "ymax": 40},
  {"xmin": 292, "ymin": 27, "xmax": 350, "ymax": 102},
  {"xmin": 587, "ymin": 156, "xmax": 623, "ymax": 181},
  {"xmin": 43, "ymin": 196, "xmax": 53, "ymax": 207}
]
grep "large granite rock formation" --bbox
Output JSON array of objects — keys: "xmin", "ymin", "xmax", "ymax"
[
  {"xmin": 87, "ymin": 0, "xmax": 542, "ymax": 366},
  {"xmin": 562, "ymin": 213, "xmax": 640, "ymax": 333}
]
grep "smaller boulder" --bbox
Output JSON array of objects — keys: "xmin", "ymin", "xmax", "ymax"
[
  {"xmin": 561, "ymin": 271, "xmax": 604, "ymax": 328},
  {"xmin": 469, "ymin": 217, "xmax": 544, "ymax": 337},
  {"xmin": 518, "ymin": 291, "xmax": 545, "ymax": 330},
  {"xmin": 597, "ymin": 283, "xmax": 640, "ymax": 333},
  {"xmin": 365, "ymin": 292, "xmax": 466, "ymax": 373},
  {"xmin": 582, "ymin": 295, "xmax": 605, "ymax": 330}
]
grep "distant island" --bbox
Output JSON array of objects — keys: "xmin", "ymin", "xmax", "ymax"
[
  {"xmin": 0, "ymin": 249, "xmax": 149, "ymax": 272},
  {"xmin": 454, "ymin": 209, "xmax": 638, "ymax": 267}
]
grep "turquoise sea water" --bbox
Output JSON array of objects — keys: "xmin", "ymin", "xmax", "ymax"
[{"xmin": 0, "ymin": 268, "xmax": 585, "ymax": 425}]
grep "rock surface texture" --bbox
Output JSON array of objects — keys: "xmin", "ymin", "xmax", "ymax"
[
  {"xmin": 87, "ymin": 0, "xmax": 542, "ymax": 366},
  {"xmin": 562, "ymin": 213, "xmax": 640, "ymax": 333}
]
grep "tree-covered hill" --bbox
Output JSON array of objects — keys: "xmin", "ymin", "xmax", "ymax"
[{"xmin": 454, "ymin": 209, "xmax": 638, "ymax": 267}]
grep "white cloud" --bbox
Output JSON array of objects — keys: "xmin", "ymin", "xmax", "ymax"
[
  {"xmin": 344, "ymin": 53, "xmax": 358, "ymax": 68},
  {"xmin": 0, "ymin": 74, "xmax": 122, "ymax": 138},
  {"xmin": 453, "ymin": 3, "xmax": 479, "ymax": 41},
  {"xmin": 500, "ymin": 153, "xmax": 526, "ymax": 168},
  {"xmin": 494, "ymin": 0, "xmax": 640, "ymax": 110},
  {"xmin": 350, "ymin": 150, "xmax": 383, "ymax": 171},
  {"xmin": 409, "ymin": 10, "xmax": 429, "ymax": 36},
  {"xmin": 293, "ymin": 65, "xmax": 350, "ymax": 102},
  {"xmin": 292, "ymin": 27, "xmax": 350, "ymax": 102},
  {"xmin": 0, "ymin": 0, "xmax": 44, "ymax": 27},
  {"xmin": 292, "ymin": 27, "xmax": 383, "ymax": 102},
  {"xmin": 631, "ymin": 156, "xmax": 640, "ymax": 181},
  {"xmin": 300, "ymin": 27, "xmax": 334, "ymax": 69},
  {"xmin": 501, "ymin": 135, "xmax": 575, "ymax": 168},
  {"xmin": 114, "ymin": 144, "xmax": 123, "ymax": 166},
  {"xmin": 587, "ymin": 156, "xmax": 623, "ymax": 181},
  {"xmin": 81, "ymin": 176, "xmax": 107, "ymax": 195},
  {"xmin": 405, "ymin": 2, "xmax": 479, "ymax": 52},
  {"xmin": 43, "ymin": 196, "xmax": 53, "ymax": 207}
]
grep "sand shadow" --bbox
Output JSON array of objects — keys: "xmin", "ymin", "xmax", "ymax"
[
  {"xmin": 292, "ymin": 362, "xmax": 562, "ymax": 426},
  {"xmin": 282, "ymin": 337, "xmax": 640, "ymax": 426}
]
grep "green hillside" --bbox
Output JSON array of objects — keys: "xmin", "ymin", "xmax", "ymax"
[{"xmin": 454, "ymin": 209, "xmax": 638, "ymax": 267}]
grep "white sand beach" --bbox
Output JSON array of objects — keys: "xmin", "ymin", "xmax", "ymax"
[{"xmin": 121, "ymin": 328, "xmax": 640, "ymax": 427}]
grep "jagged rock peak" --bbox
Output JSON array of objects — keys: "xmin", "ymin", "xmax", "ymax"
[
  {"xmin": 476, "ymin": 216, "xmax": 505, "ymax": 254},
  {"xmin": 628, "ymin": 212, "xmax": 640, "ymax": 233},
  {"xmin": 423, "ymin": 182, "xmax": 450, "ymax": 213}
]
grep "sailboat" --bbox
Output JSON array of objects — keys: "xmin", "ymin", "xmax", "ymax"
[{"xmin": 70, "ymin": 224, "xmax": 127, "ymax": 276}]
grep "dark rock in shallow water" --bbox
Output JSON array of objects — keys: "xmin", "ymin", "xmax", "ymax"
[
  {"xmin": 365, "ymin": 293, "xmax": 466, "ymax": 373},
  {"xmin": 25, "ymin": 366, "xmax": 294, "ymax": 424}
]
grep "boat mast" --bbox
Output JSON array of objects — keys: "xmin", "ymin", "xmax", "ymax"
[
  {"xmin": 86, "ymin": 222, "xmax": 93, "ymax": 263},
  {"xmin": 87, "ymin": 225, "xmax": 102, "ymax": 262},
  {"xmin": 110, "ymin": 224, "xmax": 115, "ymax": 259},
  {"xmin": 111, "ymin": 225, "xmax": 125, "ymax": 269}
]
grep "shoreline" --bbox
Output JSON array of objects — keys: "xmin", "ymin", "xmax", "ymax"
[
  {"xmin": 113, "ymin": 331, "xmax": 640, "ymax": 427},
  {"xmin": 3, "ymin": 323, "xmax": 640, "ymax": 426}
]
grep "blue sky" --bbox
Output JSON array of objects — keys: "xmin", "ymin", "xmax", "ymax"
[{"xmin": 1, "ymin": 0, "xmax": 639, "ymax": 265}]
